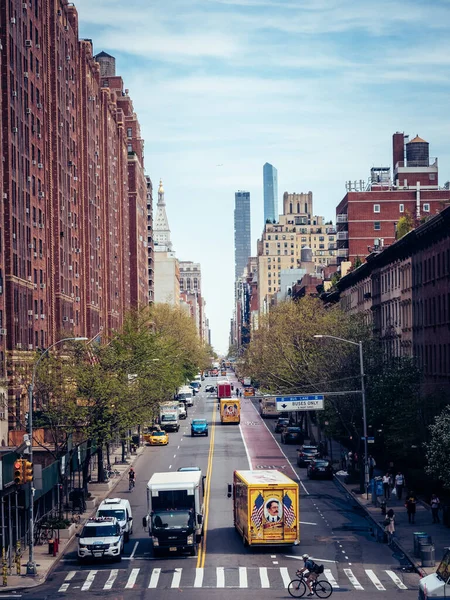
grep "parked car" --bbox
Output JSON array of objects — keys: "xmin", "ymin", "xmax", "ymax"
[
  {"xmin": 307, "ymin": 459, "xmax": 334, "ymax": 480},
  {"xmin": 274, "ymin": 417, "xmax": 290, "ymax": 433},
  {"xmin": 297, "ymin": 445, "xmax": 320, "ymax": 467},
  {"xmin": 191, "ymin": 419, "xmax": 208, "ymax": 437},
  {"xmin": 281, "ymin": 427, "xmax": 305, "ymax": 445}
]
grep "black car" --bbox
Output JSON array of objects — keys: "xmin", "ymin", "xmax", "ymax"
[
  {"xmin": 205, "ymin": 385, "xmax": 215, "ymax": 393},
  {"xmin": 281, "ymin": 427, "xmax": 305, "ymax": 445},
  {"xmin": 307, "ymin": 459, "xmax": 334, "ymax": 480},
  {"xmin": 274, "ymin": 418, "xmax": 290, "ymax": 433},
  {"xmin": 297, "ymin": 445, "xmax": 320, "ymax": 467}
]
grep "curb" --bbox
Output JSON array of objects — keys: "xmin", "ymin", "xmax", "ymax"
[
  {"xmin": 333, "ymin": 475, "xmax": 425, "ymax": 577},
  {"xmin": 1, "ymin": 448, "xmax": 144, "ymax": 592}
]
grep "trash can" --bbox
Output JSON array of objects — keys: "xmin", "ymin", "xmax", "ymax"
[
  {"xmin": 420, "ymin": 544, "xmax": 435, "ymax": 568},
  {"xmin": 375, "ymin": 477, "xmax": 384, "ymax": 498},
  {"xmin": 417, "ymin": 536, "xmax": 433, "ymax": 558},
  {"xmin": 48, "ymin": 539, "xmax": 54, "ymax": 555},
  {"xmin": 413, "ymin": 532, "xmax": 429, "ymax": 557}
]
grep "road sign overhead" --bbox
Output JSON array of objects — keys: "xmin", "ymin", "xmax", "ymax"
[{"xmin": 275, "ymin": 395, "xmax": 324, "ymax": 412}]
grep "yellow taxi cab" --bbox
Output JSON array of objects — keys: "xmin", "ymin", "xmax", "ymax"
[{"xmin": 147, "ymin": 430, "xmax": 169, "ymax": 446}]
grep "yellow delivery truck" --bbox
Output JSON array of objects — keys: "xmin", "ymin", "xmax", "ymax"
[
  {"xmin": 220, "ymin": 398, "xmax": 240, "ymax": 424},
  {"xmin": 233, "ymin": 470, "xmax": 299, "ymax": 547}
]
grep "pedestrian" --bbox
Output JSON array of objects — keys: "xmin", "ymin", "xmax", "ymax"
[
  {"xmin": 395, "ymin": 471, "xmax": 405, "ymax": 500},
  {"xmin": 382, "ymin": 473, "xmax": 391, "ymax": 499},
  {"xmin": 384, "ymin": 508, "xmax": 395, "ymax": 544},
  {"xmin": 431, "ymin": 494, "xmax": 441, "ymax": 523},
  {"xmin": 341, "ymin": 450, "xmax": 347, "ymax": 470},
  {"xmin": 368, "ymin": 455, "xmax": 376, "ymax": 479},
  {"xmin": 405, "ymin": 491, "xmax": 417, "ymax": 524}
]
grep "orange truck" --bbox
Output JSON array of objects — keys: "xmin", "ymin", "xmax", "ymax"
[{"xmin": 232, "ymin": 470, "xmax": 299, "ymax": 547}]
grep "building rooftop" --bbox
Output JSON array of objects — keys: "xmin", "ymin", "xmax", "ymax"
[{"xmin": 409, "ymin": 135, "xmax": 427, "ymax": 144}]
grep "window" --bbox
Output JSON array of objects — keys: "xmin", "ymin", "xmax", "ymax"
[
  {"xmin": 423, "ymin": 203, "xmax": 430, "ymax": 212},
  {"xmin": 374, "ymin": 222, "xmax": 381, "ymax": 230},
  {"xmin": 374, "ymin": 204, "xmax": 380, "ymax": 213},
  {"xmin": 399, "ymin": 204, "xmax": 404, "ymax": 213},
  {"xmin": 127, "ymin": 127, "xmax": 132, "ymax": 138}
]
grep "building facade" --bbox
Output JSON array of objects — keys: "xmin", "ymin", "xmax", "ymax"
[
  {"xmin": 336, "ymin": 133, "xmax": 450, "ymax": 265},
  {"xmin": 146, "ymin": 176, "xmax": 154, "ymax": 303},
  {"xmin": 234, "ymin": 191, "xmax": 251, "ymax": 280},
  {"xmin": 263, "ymin": 163, "xmax": 278, "ymax": 224}
]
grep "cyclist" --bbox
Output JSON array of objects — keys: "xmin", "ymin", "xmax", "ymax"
[
  {"xmin": 128, "ymin": 467, "xmax": 136, "ymax": 490},
  {"xmin": 298, "ymin": 553, "xmax": 321, "ymax": 596}
]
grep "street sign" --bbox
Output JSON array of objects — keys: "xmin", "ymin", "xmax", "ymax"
[{"xmin": 276, "ymin": 395, "xmax": 324, "ymax": 412}]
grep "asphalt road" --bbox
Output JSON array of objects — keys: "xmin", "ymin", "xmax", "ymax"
[{"xmin": 19, "ymin": 373, "xmax": 420, "ymax": 599}]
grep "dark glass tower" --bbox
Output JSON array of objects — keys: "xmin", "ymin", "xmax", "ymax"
[
  {"xmin": 263, "ymin": 163, "xmax": 278, "ymax": 223},
  {"xmin": 234, "ymin": 191, "xmax": 251, "ymax": 279}
]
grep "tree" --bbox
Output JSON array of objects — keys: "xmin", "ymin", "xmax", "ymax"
[
  {"xmin": 396, "ymin": 212, "xmax": 414, "ymax": 239},
  {"xmin": 426, "ymin": 406, "xmax": 450, "ymax": 489}
]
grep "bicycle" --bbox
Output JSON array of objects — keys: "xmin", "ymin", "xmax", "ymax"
[
  {"xmin": 128, "ymin": 478, "xmax": 135, "ymax": 492},
  {"xmin": 288, "ymin": 570, "xmax": 333, "ymax": 598}
]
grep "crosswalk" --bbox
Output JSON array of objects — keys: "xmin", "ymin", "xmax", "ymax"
[{"xmin": 57, "ymin": 565, "xmax": 415, "ymax": 593}]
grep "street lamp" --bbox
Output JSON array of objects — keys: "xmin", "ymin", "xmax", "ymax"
[
  {"xmin": 314, "ymin": 334, "xmax": 369, "ymax": 498},
  {"xmin": 26, "ymin": 337, "xmax": 88, "ymax": 575}
]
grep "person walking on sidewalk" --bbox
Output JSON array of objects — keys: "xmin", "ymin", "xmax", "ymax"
[
  {"xmin": 382, "ymin": 473, "xmax": 391, "ymax": 499},
  {"xmin": 431, "ymin": 494, "xmax": 441, "ymax": 523},
  {"xmin": 395, "ymin": 471, "xmax": 405, "ymax": 500},
  {"xmin": 384, "ymin": 508, "xmax": 395, "ymax": 545},
  {"xmin": 405, "ymin": 491, "xmax": 417, "ymax": 524},
  {"xmin": 368, "ymin": 455, "xmax": 376, "ymax": 479}
]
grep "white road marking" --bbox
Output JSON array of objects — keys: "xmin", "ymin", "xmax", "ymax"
[
  {"xmin": 194, "ymin": 567, "xmax": 204, "ymax": 587},
  {"xmin": 169, "ymin": 465, "xmax": 172, "ymax": 469},
  {"xmin": 239, "ymin": 566, "xmax": 248, "ymax": 588},
  {"xmin": 386, "ymin": 569, "xmax": 408, "ymax": 589},
  {"xmin": 173, "ymin": 454, "xmax": 177, "ymax": 458},
  {"xmin": 216, "ymin": 566, "xmax": 225, "ymax": 587},
  {"xmin": 148, "ymin": 567, "xmax": 161, "ymax": 588},
  {"xmin": 300, "ymin": 521, "xmax": 317, "ymax": 525},
  {"xmin": 280, "ymin": 567, "xmax": 291, "ymax": 588},
  {"xmin": 171, "ymin": 567, "xmax": 182, "ymax": 588},
  {"xmin": 58, "ymin": 570, "xmax": 76, "ymax": 592},
  {"xmin": 238, "ymin": 424, "xmax": 253, "ymax": 468},
  {"xmin": 344, "ymin": 568, "xmax": 364, "ymax": 590},
  {"xmin": 177, "ymin": 445, "xmax": 180, "ymax": 449},
  {"xmin": 324, "ymin": 568, "xmax": 339, "ymax": 588},
  {"xmin": 125, "ymin": 568, "xmax": 140, "ymax": 589},
  {"xmin": 130, "ymin": 541, "xmax": 139, "ymax": 559},
  {"xmin": 180, "ymin": 438, "xmax": 183, "ymax": 442},
  {"xmin": 273, "ymin": 561, "xmax": 278, "ymax": 564},
  {"xmin": 285, "ymin": 555, "xmax": 336, "ymax": 563},
  {"xmin": 104, "ymin": 569, "xmax": 119, "ymax": 590},
  {"xmin": 81, "ymin": 570, "xmax": 98, "ymax": 591},
  {"xmin": 366, "ymin": 569, "xmax": 386, "ymax": 590},
  {"xmin": 259, "ymin": 567, "xmax": 270, "ymax": 588},
  {"xmin": 271, "ymin": 555, "xmax": 276, "ymax": 558}
]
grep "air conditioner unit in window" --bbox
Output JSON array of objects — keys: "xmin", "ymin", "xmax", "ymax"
[
  {"xmin": 36, "ymin": 44, "xmax": 40, "ymax": 49},
  {"xmin": 37, "ymin": 103, "xmax": 42, "ymax": 109},
  {"xmin": 38, "ymin": 192, "xmax": 44, "ymax": 198},
  {"xmin": 23, "ymin": 2, "xmax": 28, "ymax": 9},
  {"xmin": 28, "ymin": 243, "xmax": 33, "ymax": 249},
  {"xmin": 28, "ymin": 310, "xmax": 33, "ymax": 316},
  {"xmin": 12, "ymin": 91, "xmax": 17, "ymax": 97},
  {"xmin": 33, "ymin": 252, "xmax": 37, "ymax": 258},
  {"xmin": 76, "ymin": 296, "xmax": 80, "ymax": 302},
  {"xmin": 27, "ymin": 176, "xmax": 31, "ymax": 182},
  {"xmin": 28, "ymin": 344, "xmax": 34, "ymax": 350},
  {"xmin": 12, "ymin": 127, "xmax": 18, "ymax": 133},
  {"xmin": 68, "ymin": 265, "xmax": 73, "ymax": 270},
  {"xmin": 69, "ymin": 319, "xmax": 74, "ymax": 324},
  {"xmin": 32, "ymin": 160, "xmax": 36, "ymax": 165},
  {"xmin": 38, "ymin": 163, "xmax": 43, "ymax": 169},
  {"xmin": 63, "ymin": 316, "xmax": 68, "ymax": 322},
  {"xmin": 38, "ymin": 224, "xmax": 44, "ymax": 228},
  {"xmin": 26, "ymin": 208, "xmax": 29, "ymax": 214},
  {"xmin": 24, "ymin": 72, "xmax": 29, "ymax": 78},
  {"xmin": 40, "ymin": 283, "xmax": 45, "ymax": 289},
  {"xmin": 40, "ymin": 314, "xmax": 45, "ymax": 319},
  {"xmin": 34, "ymin": 314, "xmax": 38, "ymax": 320},
  {"xmin": 37, "ymin": 133, "xmax": 42, "ymax": 139},
  {"xmin": 10, "ymin": 17, "xmax": 16, "ymax": 24},
  {"xmin": 16, "ymin": 343, "xmax": 22, "ymax": 348},
  {"xmin": 0, "ymin": 329, "xmax": 6, "ymax": 336},
  {"xmin": 26, "ymin": 108, "xmax": 31, "ymax": 115}
]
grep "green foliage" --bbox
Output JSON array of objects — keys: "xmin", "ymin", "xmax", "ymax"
[
  {"xmin": 426, "ymin": 406, "xmax": 450, "ymax": 489},
  {"xmin": 396, "ymin": 212, "xmax": 414, "ymax": 239},
  {"xmin": 354, "ymin": 256, "xmax": 363, "ymax": 268}
]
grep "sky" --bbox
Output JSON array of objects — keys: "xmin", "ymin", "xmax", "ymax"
[{"xmin": 75, "ymin": 0, "xmax": 450, "ymax": 355}]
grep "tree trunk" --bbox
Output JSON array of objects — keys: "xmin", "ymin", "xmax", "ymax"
[
  {"xmin": 97, "ymin": 446, "xmax": 106, "ymax": 483},
  {"xmin": 121, "ymin": 437, "xmax": 126, "ymax": 463},
  {"xmin": 82, "ymin": 441, "xmax": 92, "ymax": 492},
  {"xmin": 106, "ymin": 442, "xmax": 110, "ymax": 469}
]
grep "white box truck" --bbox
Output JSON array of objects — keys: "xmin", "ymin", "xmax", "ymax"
[
  {"xmin": 142, "ymin": 471, "xmax": 205, "ymax": 556},
  {"xmin": 159, "ymin": 401, "xmax": 180, "ymax": 432}
]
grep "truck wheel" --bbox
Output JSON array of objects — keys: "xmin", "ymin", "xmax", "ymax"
[
  {"xmin": 115, "ymin": 553, "xmax": 122, "ymax": 562},
  {"xmin": 191, "ymin": 432, "xmax": 194, "ymax": 437},
  {"xmin": 190, "ymin": 546, "xmax": 196, "ymax": 556},
  {"xmin": 243, "ymin": 535, "xmax": 249, "ymax": 547},
  {"xmin": 205, "ymin": 432, "xmax": 208, "ymax": 437},
  {"xmin": 196, "ymin": 534, "xmax": 202, "ymax": 544}
]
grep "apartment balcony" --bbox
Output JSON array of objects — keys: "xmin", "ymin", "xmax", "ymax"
[
  {"xmin": 337, "ymin": 231, "xmax": 348, "ymax": 241},
  {"xmin": 337, "ymin": 248, "xmax": 349, "ymax": 258},
  {"xmin": 336, "ymin": 214, "xmax": 348, "ymax": 223}
]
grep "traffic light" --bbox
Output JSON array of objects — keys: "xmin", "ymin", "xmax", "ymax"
[
  {"xmin": 13, "ymin": 460, "xmax": 23, "ymax": 485},
  {"xmin": 23, "ymin": 460, "xmax": 33, "ymax": 483}
]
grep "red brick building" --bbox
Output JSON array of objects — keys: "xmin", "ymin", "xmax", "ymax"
[
  {"xmin": 0, "ymin": 2, "xmax": 152, "ymax": 434},
  {"xmin": 336, "ymin": 133, "xmax": 450, "ymax": 264}
]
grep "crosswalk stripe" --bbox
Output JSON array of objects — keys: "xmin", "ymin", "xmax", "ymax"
[
  {"xmin": 324, "ymin": 568, "xmax": 339, "ymax": 588},
  {"xmin": 259, "ymin": 567, "xmax": 270, "ymax": 588},
  {"xmin": 104, "ymin": 569, "xmax": 119, "ymax": 590},
  {"xmin": 239, "ymin": 566, "xmax": 248, "ymax": 588},
  {"xmin": 366, "ymin": 569, "xmax": 386, "ymax": 590},
  {"xmin": 344, "ymin": 568, "xmax": 364, "ymax": 590},
  {"xmin": 58, "ymin": 570, "xmax": 76, "ymax": 592},
  {"xmin": 194, "ymin": 568, "xmax": 204, "ymax": 587},
  {"xmin": 148, "ymin": 568, "xmax": 161, "ymax": 588},
  {"xmin": 125, "ymin": 568, "xmax": 140, "ymax": 589},
  {"xmin": 171, "ymin": 568, "xmax": 182, "ymax": 588},
  {"xmin": 280, "ymin": 567, "xmax": 291, "ymax": 588},
  {"xmin": 385, "ymin": 569, "xmax": 408, "ymax": 589},
  {"xmin": 216, "ymin": 566, "xmax": 225, "ymax": 587},
  {"xmin": 81, "ymin": 570, "xmax": 98, "ymax": 591}
]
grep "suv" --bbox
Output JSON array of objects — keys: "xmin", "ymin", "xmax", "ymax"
[
  {"xmin": 77, "ymin": 517, "xmax": 124, "ymax": 562},
  {"xmin": 178, "ymin": 402, "xmax": 187, "ymax": 419},
  {"xmin": 191, "ymin": 419, "xmax": 208, "ymax": 437},
  {"xmin": 297, "ymin": 445, "xmax": 320, "ymax": 467},
  {"xmin": 96, "ymin": 498, "xmax": 133, "ymax": 541}
]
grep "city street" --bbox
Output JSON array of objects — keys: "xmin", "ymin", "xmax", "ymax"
[{"xmin": 19, "ymin": 376, "xmax": 420, "ymax": 599}]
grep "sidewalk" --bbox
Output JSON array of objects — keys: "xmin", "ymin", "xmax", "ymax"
[
  {"xmin": 1, "ymin": 444, "xmax": 144, "ymax": 591},
  {"xmin": 309, "ymin": 422, "xmax": 448, "ymax": 577}
]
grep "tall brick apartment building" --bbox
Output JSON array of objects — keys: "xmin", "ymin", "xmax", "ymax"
[
  {"xmin": 336, "ymin": 132, "xmax": 450, "ymax": 264},
  {"xmin": 0, "ymin": 2, "xmax": 153, "ymax": 441}
]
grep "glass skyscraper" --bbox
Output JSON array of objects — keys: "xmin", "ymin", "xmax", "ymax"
[
  {"xmin": 234, "ymin": 191, "xmax": 251, "ymax": 279},
  {"xmin": 263, "ymin": 162, "xmax": 278, "ymax": 224}
]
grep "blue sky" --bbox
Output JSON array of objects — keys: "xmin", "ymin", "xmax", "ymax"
[{"xmin": 75, "ymin": 0, "xmax": 450, "ymax": 354}]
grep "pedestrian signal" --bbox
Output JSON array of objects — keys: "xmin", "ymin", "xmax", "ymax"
[
  {"xmin": 14, "ymin": 460, "xmax": 23, "ymax": 485},
  {"xmin": 23, "ymin": 460, "xmax": 33, "ymax": 483}
]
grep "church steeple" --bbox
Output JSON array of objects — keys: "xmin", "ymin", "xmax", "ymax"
[{"xmin": 154, "ymin": 179, "xmax": 173, "ymax": 252}]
